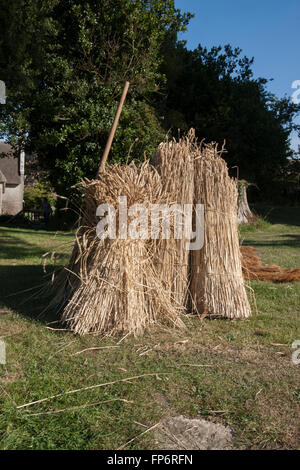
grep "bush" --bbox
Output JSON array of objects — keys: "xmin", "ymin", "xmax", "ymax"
[{"xmin": 24, "ymin": 182, "xmax": 55, "ymax": 210}]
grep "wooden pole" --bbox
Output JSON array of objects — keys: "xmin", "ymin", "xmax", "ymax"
[{"xmin": 97, "ymin": 81, "xmax": 130, "ymax": 176}]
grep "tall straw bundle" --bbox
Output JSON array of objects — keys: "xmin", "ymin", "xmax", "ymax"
[
  {"xmin": 190, "ymin": 143, "xmax": 251, "ymax": 319},
  {"xmin": 153, "ymin": 131, "xmax": 196, "ymax": 313},
  {"xmin": 52, "ymin": 161, "xmax": 185, "ymax": 336}
]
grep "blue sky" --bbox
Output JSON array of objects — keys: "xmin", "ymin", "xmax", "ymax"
[{"xmin": 175, "ymin": 0, "xmax": 300, "ymax": 152}]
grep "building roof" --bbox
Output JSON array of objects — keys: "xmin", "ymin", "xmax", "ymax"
[{"xmin": 0, "ymin": 142, "xmax": 21, "ymax": 185}]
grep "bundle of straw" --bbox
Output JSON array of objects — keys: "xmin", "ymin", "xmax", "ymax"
[
  {"xmin": 241, "ymin": 246, "xmax": 300, "ymax": 282},
  {"xmin": 190, "ymin": 143, "xmax": 251, "ymax": 319},
  {"xmin": 51, "ymin": 161, "xmax": 185, "ymax": 336},
  {"xmin": 152, "ymin": 131, "xmax": 196, "ymax": 312}
]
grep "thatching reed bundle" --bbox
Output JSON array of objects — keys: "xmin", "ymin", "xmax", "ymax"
[
  {"xmin": 51, "ymin": 161, "xmax": 185, "ymax": 336},
  {"xmin": 237, "ymin": 180, "xmax": 256, "ymax": 225},
  {"xmin": 190, "ymin": 143, "xmax": 251, "ymax": 319},
  {"xmin": 241, "ymin": 246, "xmax": 300, "ymax": 282},
  {"xmin": 153, "ymin": 131, "xmax": 196, "ymax": 313}
]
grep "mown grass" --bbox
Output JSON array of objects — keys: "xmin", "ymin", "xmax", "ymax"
[{"xmin": 0, "ymin": 209, "xmax": 299, "ymax": 450}]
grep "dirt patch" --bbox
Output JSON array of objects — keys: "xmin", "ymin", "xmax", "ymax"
[
  {"xmin": 154, "ymin": 415, "xmax": 233, "ymax": 450},
  {"xmin": 154, "ymin": 392, "xmax": 170, "ymax": 409}
]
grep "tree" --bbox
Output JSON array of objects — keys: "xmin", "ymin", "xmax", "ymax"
[
  {"xmin": 0, "ymin": 0, "xmax": 192, "ymax": 195},
  {"xmin": 2, "ymin": 2, "xmax": 298, "ymax": 203},
  {"xmin": 159, "ymin": 41, "xmax": 300, "ymax": 199}
]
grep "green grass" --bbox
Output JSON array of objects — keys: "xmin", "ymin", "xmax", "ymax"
[{"xmin": 0, "ymin": 210, "xmax": 299, "ymax": 450}]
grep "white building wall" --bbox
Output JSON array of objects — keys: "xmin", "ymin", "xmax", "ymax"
[{"xmin": 2, "ymin": 181, "xmax": 24, "ymax": 215}]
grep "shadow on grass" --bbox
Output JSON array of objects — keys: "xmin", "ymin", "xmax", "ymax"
[
  {"xmin": 252, "ymin": 205, "xmax": 300, "ymax": 227},
  {"xmin": 0, "ymin": 231, "xmax": 50, "ymax": 260},
  {"xmin": 0, "ymin": 264, "xmax": 63, "ymax": 325},
  {"xmin": 0, "ymin": 224, "xmax": 75, "ymax": 237},
  {"xmin": 0, "ymin": 227, "xmax": 64, "ymax": 236},
  {"xmin": 243, "ymin": 233, "xmax": 300, "ymax": 249},
  {"xmin": 0, "ymin": 229, "xmax": 73, "ymax": 262}
]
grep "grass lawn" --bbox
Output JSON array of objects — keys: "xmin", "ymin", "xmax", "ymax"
[{"xmin": 0, "ymin": 207, "xmax": 299, "ymax": 450}]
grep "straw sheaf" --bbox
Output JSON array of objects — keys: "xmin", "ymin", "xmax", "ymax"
[
  {"xmin": 152, "ymin": 130, "xmax": 196, "ymax": 313},
  {"xmin": 191, "ymin": 143, "xmax": 251, "ymax": 319},
  {"xmin": 53, "ymin": 161, "xmax": 185, "ymax": 336},
  {"xmin": 49, "ymin": 130, "xmax": 252, "ymax": 336}
]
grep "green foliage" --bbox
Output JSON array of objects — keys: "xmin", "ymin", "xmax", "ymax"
[
  {"xmin": 23, "ymin": 182, "xmax": 55, "ymax": 209},
  {"xmin": 0, "ymin": 0, "xmax": 192, "ymax": 195},
  {"xmin": 0, "ymin": 1, "xmax": 299, "ymax": 201},
  {"xmin": 239, "ymin": 216, "xmax": 271, "ymax": 234},
  {"xmin": 159, "ymin": 42, "xmax": 300, "ymax": 198}
]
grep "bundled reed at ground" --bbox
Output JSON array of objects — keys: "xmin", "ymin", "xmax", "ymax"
[
  {"xmin": 49, "ymin": 129, "xmax": 252, "ymax": 335},
  {"xmin": 241, "ymin": 246, "xmax": 300, "ymax": 282},
  {"xmin": 51, "ymin": 161, "xmax": 185, "ymax": 336},
  {"xmin": 152, "ymin": 131, "xmax": 196, "ymax": 312},
  {"xmin": 190, "ymin": 143, "xmax": 251, "ymax": 319}
]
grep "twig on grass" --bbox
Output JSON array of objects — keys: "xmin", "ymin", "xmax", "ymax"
[
  {"xmin": 117, "ymin": 422, "xmax": 160, "ymax": 450},
  {"xmin": 179, "ymin": 364, "xmax": 213, "ymax": 368},
  {"xmin": 16, "ymin": 373, "xmax": 169, "ymax": 409},
  {"xmin": 44, "ymin": 327, "xmax": 70, "ymax": 332},
  {"xmin": 23, "ymin": 398, "xmax": 133, "ymax": 417},
  {"xmin": 48, "ymin": 340, "xmax": 76, "ymax": 360},
  {"xmin": 139, "ymin": 349, "xmax": 153, "ymax": 356},
  {"xmin": 207, "ymin": 410, "xmax": 232, "ymax": 414},
  {"xmin": 133, "ymin": 421, "xmax": 148, "ymax": 428},
  {"xmin": 70, "ymin": 346, "xmax": 120, "ymax": 356},
  {"xmin": 158, "ymin": 425, "xmax": 189, "ymax": 450},
  {"xmin": 117, "ymin": 332, "xmax": 132, "ymax": 344}
]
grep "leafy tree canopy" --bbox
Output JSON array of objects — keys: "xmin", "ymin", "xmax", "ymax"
[
  {"xmin": 159, "ymin": 41, "xmax": 300, "ymax": 196},
  {"xmin": 0, "ymin": 0, "xmax": 192, "ymax": 195},
  {"xmin": 0, "ymin": 1, "xmax": 299, "ymax": 202}
]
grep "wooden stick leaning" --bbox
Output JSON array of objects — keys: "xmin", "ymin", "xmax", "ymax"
[{"xmin": 97, "ymin": 81, "xmax": 130, "ymax": 176}]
